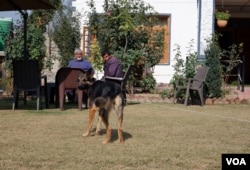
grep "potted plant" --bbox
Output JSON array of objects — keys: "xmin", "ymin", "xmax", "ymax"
[{"xmin": 215, "ymin": 10, "xmax": 230, "ymax": 28}]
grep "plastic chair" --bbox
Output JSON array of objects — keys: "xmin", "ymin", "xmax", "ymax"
[
  {"xmin": 55, "ymin": 67, "xmax": 91, "ymax": 110},
  {"xmin": 173, "ymin": 66, "xmax": 209, "ymax": 106}
]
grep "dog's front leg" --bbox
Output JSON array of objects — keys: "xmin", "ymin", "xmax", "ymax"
[
  {"xmin": 95, "ymin": 114, "xmax": 102, "ymax": 135},
  {"xmin": 102, "ymin": 113, "xmax": 111, "ymax": 144},
  {"xmin": 82, "ymin": 106, "xmax": 96, "ymax": 136},
  {"xmin": 117, "ymin": 116, "xmax": 124, "ymax": 143},
  {"xmin": 115, "ymin": 97, "xmax": 124, "ymax": 144}
]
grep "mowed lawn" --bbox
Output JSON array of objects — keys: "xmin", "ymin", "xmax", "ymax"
[{"xmin": 0, "ymin": 99, "xmax": 250, "ymax": 170}]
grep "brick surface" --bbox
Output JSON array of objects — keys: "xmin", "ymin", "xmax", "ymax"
[{"xmin": 127, "ymin": 86, "xmax": 250, "ymax": 105}]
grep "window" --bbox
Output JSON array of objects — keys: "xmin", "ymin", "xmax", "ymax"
[
  {"xmin": 82, "ymin": 26, "xmax": 91, "ymax": 56},
  {"xmin": 155, "ymin": 15, "xmax": 170, "ymax": 64}
]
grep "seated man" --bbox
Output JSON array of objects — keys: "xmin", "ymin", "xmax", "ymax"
[
  {"xmin": 67, "ymin": 48, "xmax": 94, "ymax": 105},
  {"xmin": 68, "ymin": 48, "xmax": 93, "ymax": 72},
  {"xmin": 101, "ymin": 50, "xmax": 123, "ymax": 80}
]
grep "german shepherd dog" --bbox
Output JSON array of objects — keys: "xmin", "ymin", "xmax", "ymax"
[
  {"xmin": 77, "ymin": 68, "xmax": 96, "ymax": 109},
  {"xmin": 82, "ymin": 80, "xmax": 125, "ymax": 144},
  {"xmin": 77, "ymin": 68, "xmax": 95, "ymax": 91}
]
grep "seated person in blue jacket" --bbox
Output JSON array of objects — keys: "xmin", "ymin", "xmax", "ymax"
[
  {"xmin": 67, "ymin": 48, "xmax": 94, "ymax": 103},
  {"xmin": 101, "ymin": 50, "xmax": 123, "ymax": 80},
  {"xmin": 68, "ymin": 48, "xmax": 93, "ymax": 72}
]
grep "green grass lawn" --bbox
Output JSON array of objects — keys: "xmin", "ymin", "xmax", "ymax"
[{"xmin": 0, "ymin": 98, "xmax": 250, "ymax": 170}]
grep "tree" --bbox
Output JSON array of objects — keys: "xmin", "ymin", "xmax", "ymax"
[
  {"xmin": 87, "ymin": 0, "xmax": 165, "ymax": 91},
  {"xmin": 89, "ymin": 37, "xmax": 103, "ymax": 73},
  {"xmin": 3, "ymin": 0, "xmax": 61, "ymax": 93},
  {"xmin": 51, "ymin": 7, "xmax": 82, "ymax": 67},
  {"xmin": 4, "ymin": 0, "xmax": 62, "ymax": 69},
  {"xmin": 87, "ymin": 0, "xmax": 164, "ymax": 69}
]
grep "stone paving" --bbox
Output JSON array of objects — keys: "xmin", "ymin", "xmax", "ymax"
[{"xmin": 127, "ymin": 85, "xmax": 250, "ymax": 105}]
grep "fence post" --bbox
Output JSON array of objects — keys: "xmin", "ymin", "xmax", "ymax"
[{"xmin": 241, "ymin": 55, "xmax": 245, "ymax": 92}]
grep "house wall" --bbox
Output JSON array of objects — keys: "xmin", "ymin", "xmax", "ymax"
[
  {"xmin": 198, "ymin": 0, "xmax": 214, "ymax": 59},
  {"xmin": 73, "ymin": 0, "xmax": 214, "ymax": 84}
]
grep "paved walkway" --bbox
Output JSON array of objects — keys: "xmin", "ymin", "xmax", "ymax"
[
  {"xmin": 127, "ymin": 85, "xmax": 250, "ymax": 105},
  {"xmin": 231, "ymin": 87, "xmax": 250, "ymax": 100}
]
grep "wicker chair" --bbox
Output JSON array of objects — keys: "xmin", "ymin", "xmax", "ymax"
[{"xmin": 12, "ymin": 60, "xmax": 48, "ymax": 110}]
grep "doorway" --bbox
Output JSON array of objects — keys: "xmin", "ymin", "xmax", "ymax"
[{"xmin": 216, "ymin": 18, "xmax": 250, "ymax": 84}]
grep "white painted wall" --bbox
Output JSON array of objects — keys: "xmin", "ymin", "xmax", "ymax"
[
  {"xmin": 72, "ymin": 0, "xmax": 214, "ymax": 83},
  {"xmin": 199, "ymin": 0, "xmax": 214, "ymax": 57},
  {"xmin": 144, "ymin": 0, "xmax": 199, "ymax": 83}
]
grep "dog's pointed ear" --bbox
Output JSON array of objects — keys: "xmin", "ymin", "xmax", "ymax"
[
  {"xmin": 87, "ymin": 68, "xmax": 94, "ymax": 75},
  {"xmin": 77, "ymin": 72, "xmax": 85, "ymax": 82}
]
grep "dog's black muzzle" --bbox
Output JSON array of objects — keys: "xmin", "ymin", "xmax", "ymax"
[
  {"xmin": 77, "ymin": 74, "xmax": 96, "ymax": 90},
  {"xmin": 78, "ymin": 83, "xmax": 91, "ymax": 90}
]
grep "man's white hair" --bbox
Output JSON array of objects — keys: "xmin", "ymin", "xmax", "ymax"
[{"xmin": 74, "ymin": 48, "xmax": 82, "ymax": 54}]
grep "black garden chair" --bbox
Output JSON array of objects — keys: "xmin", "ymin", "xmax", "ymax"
[
  {"xmin": 105, "ymin": 65, "xmax": 134, "ymax": 104},
  {"xmin": 12, "ymin": 60, "xmax": 48, "ymax": 110}
]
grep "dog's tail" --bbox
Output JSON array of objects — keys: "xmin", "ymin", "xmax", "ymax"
[{"xmin": 94, "ymin": 97, "xmax": 110, "ymax": 108}]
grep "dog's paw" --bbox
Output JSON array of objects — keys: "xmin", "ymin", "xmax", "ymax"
[
  {"xmin": 119, "ymin": 140, "xmax": 124, "ymax": 144},
  {"xmin": 95, "ymin": 131, "xmax": 101, "ymax": 136},
  {"xmin": 102, "ymin": 140, "xmax": 110, "ymax": 144},
  {"xmin": 82, "ymin": 132, "xmax": 90, "ymax": 137}
]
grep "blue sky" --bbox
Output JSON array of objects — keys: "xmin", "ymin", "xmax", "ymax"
[
  {"xmin": 0, "ymin": 11, "xmax": 21, "ymax": 23},
  {"xmin": 0, "ymin": 0, "xmax": 69, "ymax": 23}
]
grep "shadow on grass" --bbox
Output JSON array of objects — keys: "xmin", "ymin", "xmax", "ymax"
[
  {"xmin": 88, "ymin": 128, "xmax": 133, "ymax": 143},
  {"xmin": 126, "ymin": 101, "xmax": 141, "ymax": 105},
  {"xmin": 175, "ymin": 97, "xmax": 204, "ymax": 106},
  {"xmin": 0, "ymin": 97, "xmax": 12, "ymax": 110},
  {"xmin": 0, "ymin": 97, "xmax": 55, "ymax": 111},
  {"xmin": 0, "ymin": 94, "xmax": 85, "ymax": 110},
  {"xmin": 56, "ymin": 100, "xmax": 142, "ymax": 111}
]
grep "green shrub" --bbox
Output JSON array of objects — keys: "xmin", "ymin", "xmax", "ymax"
[
  {"xmin": 204, "ymin": 34, "xmax": 223, "ymax": 98},
  {"xmin": 139, "ymin": 73, "xmax": 156, "ymax": 92},
  {"xmin": 168, "ymin": 41, "xmax": 197, "ymax": 99},
  {"xmin": 160, "ymin": 88, "xmax": 174, "ymax": 99},
  {"xmin": 185, "ymin": 39, "xmax": 197, "ymax": 78}
]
